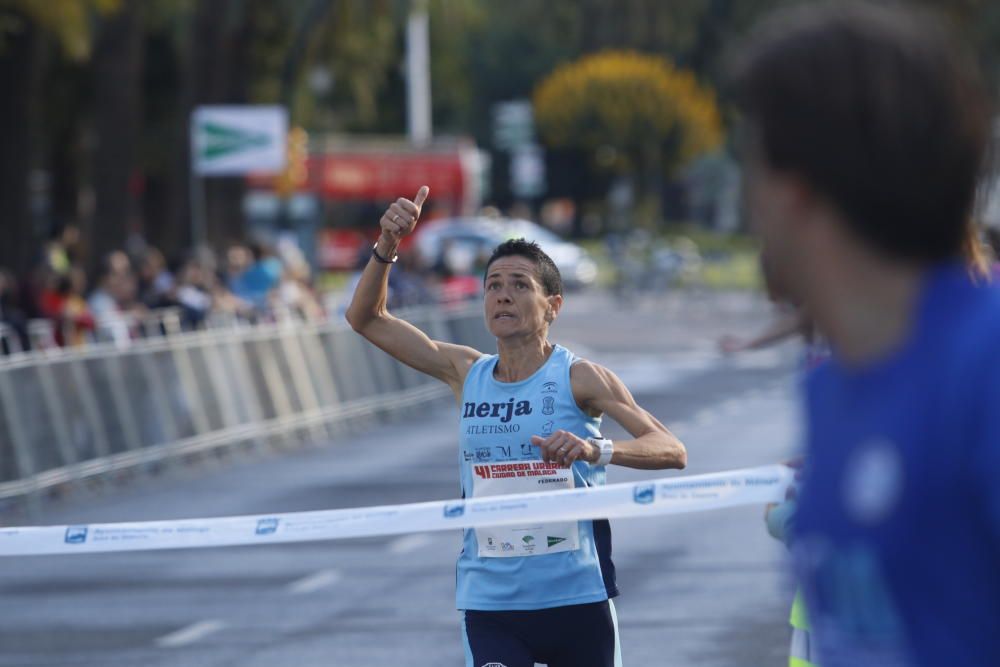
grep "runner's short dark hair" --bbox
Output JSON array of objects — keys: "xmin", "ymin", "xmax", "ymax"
[
  {"xmin": 729, "ymin": 2, "xmax": 991, "ymax": 262},
  {"xmin": 485, "ymin": 238, "xmax": 563, "ymax": 296}
]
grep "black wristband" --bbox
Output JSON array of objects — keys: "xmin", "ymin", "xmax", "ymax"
[{"xmin": 372, "ymin": 242, "xmax": 397, "ymax": 264}]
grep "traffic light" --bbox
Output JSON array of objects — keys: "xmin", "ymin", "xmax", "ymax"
[{"xmin": 275, "ymin": 126, "xmax": 309, "ymax": 197}]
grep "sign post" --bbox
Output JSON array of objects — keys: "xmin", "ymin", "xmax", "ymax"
[
  {"xmin": 189, "ymin": 105, "xmax": 288, "ymax": 246},
  {"xmin": 492, "ymin": 100, "xmax": 546, "ymax": 201}
]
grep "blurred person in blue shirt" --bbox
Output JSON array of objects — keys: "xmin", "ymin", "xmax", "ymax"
[
  {"xmin": 230, "ymin": 242, "xmax": 282, "ymax": 313},
  {"xmin": 731, "ymin": 3, "xmax": 1000, "ymax": 666}
]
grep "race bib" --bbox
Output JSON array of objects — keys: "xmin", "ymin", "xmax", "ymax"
[{"xmin": 470, "ymin": 461, "xmax": 580, "ymax": 558}]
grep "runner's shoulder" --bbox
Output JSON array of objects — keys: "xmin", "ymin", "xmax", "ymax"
[
  {"xmin": 569, "ymin": 358, "xmax": 624, "ymax": 398},
  {"xmin": 438, "ymin": 342, "xmax": 488, "ymax": 386}
]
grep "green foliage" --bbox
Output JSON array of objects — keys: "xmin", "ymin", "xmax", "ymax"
[{"xmin": 0, "ymin": 0, "xmax": 120, "ymax": 59}]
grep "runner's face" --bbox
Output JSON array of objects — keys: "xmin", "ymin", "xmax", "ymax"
[{"xmin": 483, "ymin": 256, "xmax": 560, "ymax": 339}]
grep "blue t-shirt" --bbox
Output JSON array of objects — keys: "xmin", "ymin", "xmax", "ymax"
[
  {"xmin": 794, "ymin": 263, "xmax": 1000, "ymax": 667},
  {"xmin": 455, "ymin": 344, "xmax": 619, "ymax": 611}
]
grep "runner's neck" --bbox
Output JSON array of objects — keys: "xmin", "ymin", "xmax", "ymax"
[{"xmin": 494, "ymin": 340, "xmax": 554, "ymax": 383}]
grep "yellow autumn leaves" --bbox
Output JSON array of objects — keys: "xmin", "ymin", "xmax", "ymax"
[{"xmin": 534, "ymin": 50, "xmax": 722, "ymax": 172}]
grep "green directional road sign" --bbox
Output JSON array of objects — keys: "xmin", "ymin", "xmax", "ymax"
[
  {"xmin": 191, "ymin": 106, "xmax": 287, "ymax": 176},
  {"xmin": 198, "ymin": 122, "xmax": 271, "ymax": 161}
]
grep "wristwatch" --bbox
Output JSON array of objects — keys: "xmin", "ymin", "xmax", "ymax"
[{"xmin": 587, "ymin": 437, "xmax": 614, "ymax": 466}]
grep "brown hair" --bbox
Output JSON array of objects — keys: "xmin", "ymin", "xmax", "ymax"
[
  {"xmin": 730, "ymin": 2, "xmax": 991, "ymax": 263},
  {"xmin": 485, "ymin": 238, "xmax": 564, "ymax": 297}
]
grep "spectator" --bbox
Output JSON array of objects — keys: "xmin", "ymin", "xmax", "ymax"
[
  {"xmin": 138, "ymin": 247, "xmax": 175, "ymax": 309},
  {"xmin": 230, "ymin": 242, "xmax": 282, "ymax": 313},
  {"xmin": 173, "ymin": 258, "xmax": 213, "ymax": 328},
  {"xmin": 274, "ymin": 259, "xmax": 325, "ymax": 322},
  {"xmin": 0, "ymin": 269, "xmax": 29, "ymax": 353},
  {"xmin": 88, "ymin": 251, "xmax": 145, "ymax": 344},
  {"xmin": 42, "ymin": 268, "xmax": 96, "ymax": 347},
  {"xmin": 43, "ymin": 224, "xmax": 82, "ymax": 278}
]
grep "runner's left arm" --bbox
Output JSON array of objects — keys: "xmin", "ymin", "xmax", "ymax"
[{"xmin": 531, "ymin": 360, "xmax": 686, "ymax": 470}]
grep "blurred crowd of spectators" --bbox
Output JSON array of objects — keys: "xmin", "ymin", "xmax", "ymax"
[
  {"xmin": 0, "ymin": 225, "xmax": 331, "ymax": 355},
  {"xmin": 0, "ymin": 223, "xmax": 494, "ymax": 356}
]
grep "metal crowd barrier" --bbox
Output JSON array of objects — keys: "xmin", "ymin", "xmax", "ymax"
[{"xmin": 0, "ymin": 305, "xmax": 494, "ymax": 503}]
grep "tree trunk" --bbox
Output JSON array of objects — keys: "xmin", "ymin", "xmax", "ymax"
[
  {"xmin": 49, "ymin": 117, "xmax": 83, "ymax": 231},
  {"xmin": 0, "ymin": 20, "xmax": 43, "ymax": 275},
  {"xmin": 162, "ymin": 0, "xmax": 255, "ymax": 257},
  {"xmin": 90, "ymin": 0, "xmax": 144, "ymax": 270}
]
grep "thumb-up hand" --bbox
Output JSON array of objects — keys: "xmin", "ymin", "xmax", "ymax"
[{"xmin": 380, "ymin": 186, "xmax": 430, "ymax": 241}]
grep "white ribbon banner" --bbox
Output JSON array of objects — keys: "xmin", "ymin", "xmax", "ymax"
[{"xmin": 0, "ymin": 465, "xmax": 792, "ymax": 557}]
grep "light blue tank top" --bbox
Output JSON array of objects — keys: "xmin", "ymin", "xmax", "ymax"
[{"xmin": 455, "ymin": 344, "xmax": 619, "ymax": 611}]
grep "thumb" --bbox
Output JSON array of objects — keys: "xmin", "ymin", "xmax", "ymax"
[{"xmin": 414, "ymin": 185, "xmax": 430, "ymax": 209}]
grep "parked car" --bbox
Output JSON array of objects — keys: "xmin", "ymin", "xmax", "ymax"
[{"xmin": 413, "ymin": 217, "xmax": 598, "ymax": 289}]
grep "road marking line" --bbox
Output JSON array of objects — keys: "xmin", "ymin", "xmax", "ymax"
[
  {"xmin": 155, "ymin": 619, "xmax": 225, "ymax": 648},
  {"xmin": 389, "ymin": 533, "xmax": 432, "ymax": 554},
  {"xmin": 287, "ymin": 568, "xmax": 341, "ymax": 594}
]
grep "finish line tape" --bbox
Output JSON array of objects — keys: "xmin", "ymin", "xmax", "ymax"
[{"xmin": 0, "ymin": 465, "xmax": 792, "ymax": 556}]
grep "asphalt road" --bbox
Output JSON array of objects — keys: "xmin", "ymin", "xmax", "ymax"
[{"xmin": 0, "ymin": 289, "xmax": 804, "ymax": 667}]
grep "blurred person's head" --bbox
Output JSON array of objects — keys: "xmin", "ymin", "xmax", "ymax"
[
  {"xmin": 730, "ymin": 2, "xmax": 990, "ymax": 303},
  {"xmin": 248, "ymin": 241, "xmax": 272, "ymax": 263},
  {"xmin": 192, "ymin": 246, "xmax": 219, "ymax": 276},
  {"xmin": 226, "ymin": 244, "xmax": 251, "ymax": 275},
  {"xmin": 48, "ymin": 223, "xmax": 80, "ymax": 252},
  {"xmin": 96, "ymin": 252, "xmax": 137, "ymax": 304},
  {"xmin": 140, "ymin": 247, "xmax": 166, "ymax": 281},
  {"xmin": 177, "ymin": 259, "xmax": 204, "ymax": 287},
  {"xmin": 104, "ymin": 250, "xmax": 132, "ymax": 276}
]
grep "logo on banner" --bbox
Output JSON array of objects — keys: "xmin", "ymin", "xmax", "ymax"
[
  {"xmin": 482, "ymin": 662, "xmax": 509, "ymax": 667},
  {"xmin": 542, "ymin": 396, "xmax": 555, "ymax": 415},
  {"xmin": 521, "ymin": 443, "xmax": 535, "ymax": 457},
  {"xmin": 547, "ymin": 536, "xmax": 566, "ymax": 548},
  {"xmin": 522, "ymin": 535, "xmax": 535, "ymax": 545},
  {"xmin": 476, "ymin": 448, "xmax": 492, "ymax": 462},
  {"xmin": 65, "ymin": 526, "xmax": 88, "ymax": 544},
  {"xmin": 463, "ymin": 450, "xmax": 475, "ymax": 461},
  {"xmin": 542, "ymin": 382, "xmax": 558, "ymax": 393},
  {"xmin": 443, "ymin": 503, "xmax": 465, "ymax": 518},
  {"xmin": 541, "ymin": 421, "xmax": 554, "ymax": 436},
  {"xmin": 634, "ymin": 484, "xmax": 655, "ymax": 505},
  {"xmin": 474, "ymin": 465, "xmax": 492, "ymax": 480},
  {"xmin": 501, "ymin": 542, "xmax": 515, "ymax": 552},
  {"xmin": 255, "ymin": 518, "xmax": 279, "ymax": 535}
]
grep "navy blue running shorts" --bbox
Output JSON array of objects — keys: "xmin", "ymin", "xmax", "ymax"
[{"xmin": 461, "ymin": 600, "xmax": 621, "ymax": 667}]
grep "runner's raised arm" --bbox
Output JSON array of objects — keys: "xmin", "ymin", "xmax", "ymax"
[{"xmin": 345, "ymin": 186, "xmax": 481, "ymax": 397}]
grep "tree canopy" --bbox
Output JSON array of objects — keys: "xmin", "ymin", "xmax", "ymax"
[{"xmin": 534, "ymin": 50, "xmax": 722, "ymax": 175}]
